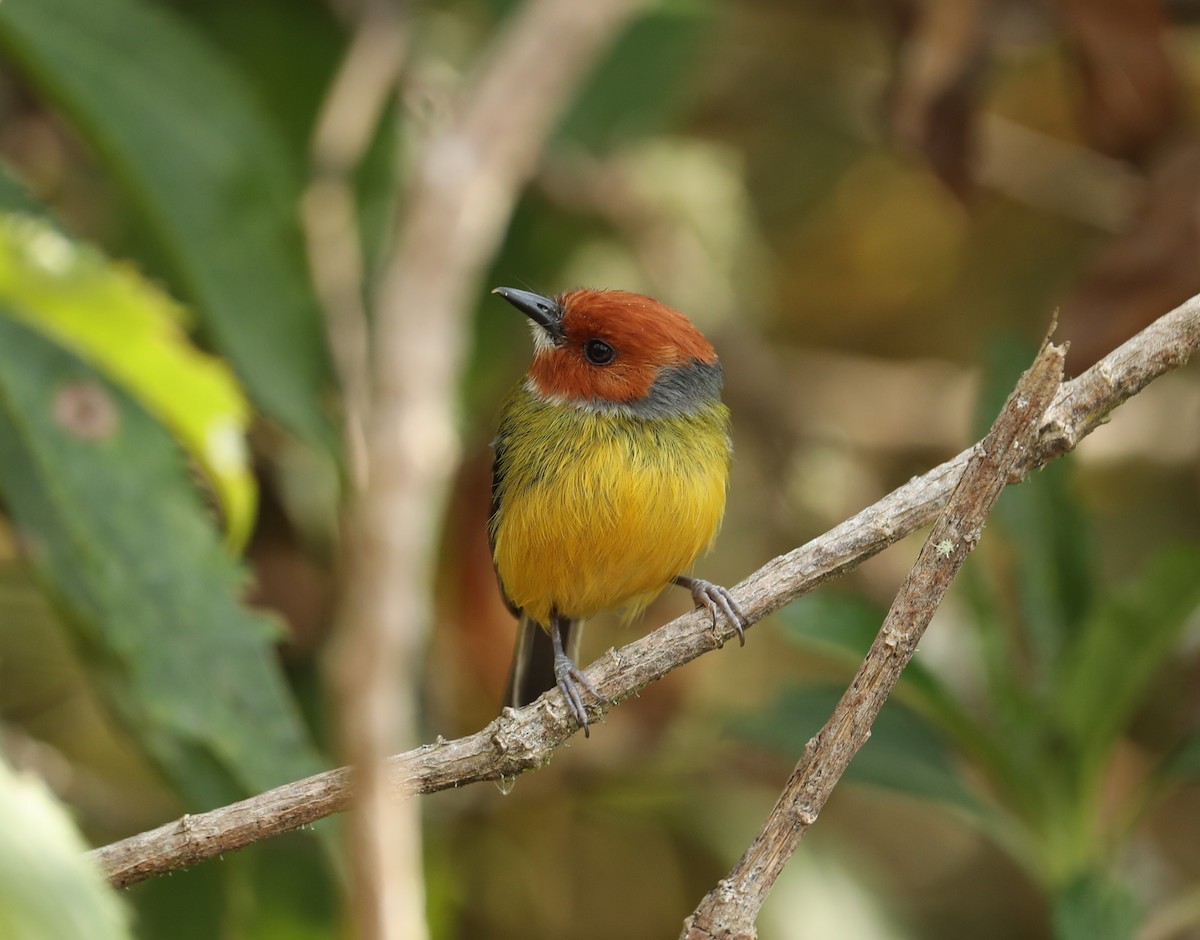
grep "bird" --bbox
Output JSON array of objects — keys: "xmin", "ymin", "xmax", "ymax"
[{"xmin": 489, "ymin": 286, "xmax": 745, "ymax": 735}]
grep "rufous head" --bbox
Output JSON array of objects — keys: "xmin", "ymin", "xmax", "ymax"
[{"xmin": 493, "ymin": 287, "xmax": 721, "ymax": 407}]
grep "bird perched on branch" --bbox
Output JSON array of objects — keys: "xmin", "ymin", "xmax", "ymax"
[{"xmin": 489, "ymin": 286, "xmax": 745, "ymax": 735}]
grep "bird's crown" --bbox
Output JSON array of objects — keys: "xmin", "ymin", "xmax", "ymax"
[{"xmin": 494, "ymin": 287, "xmax": 719, "ymax": 406}]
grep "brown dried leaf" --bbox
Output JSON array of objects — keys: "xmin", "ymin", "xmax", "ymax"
[
  {"xmin": 1059, "ymin": 139, "xmax": 1200, "ymax": 372},
  {"xmin": 878, "ymin": 0, "xmax": 992, "ymax": 198},
  {"xmin": 1052, "ymin": 0, "xmax": 1179, "ymax": 160}
]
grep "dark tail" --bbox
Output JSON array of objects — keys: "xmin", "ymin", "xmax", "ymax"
[{"xmin": 503, "ymin": 613, "xmax": 583, "ymax": 708}]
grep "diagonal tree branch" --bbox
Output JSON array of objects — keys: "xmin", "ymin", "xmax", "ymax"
[
  {"xmin": 90, "ymin": 293, "xmax": 1198, "ymax": 889},
  {"xmin": 680, "ymin": 327, "xmax": 1067, "ymax": 940}
]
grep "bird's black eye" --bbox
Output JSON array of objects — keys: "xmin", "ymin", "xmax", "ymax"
[{"xmin": 584, "ymin": 338, "xmax": 616, "ymax": 365}]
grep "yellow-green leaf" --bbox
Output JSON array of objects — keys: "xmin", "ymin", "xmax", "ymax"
[{"xmin": 0, "ymin": 214, "xmax": 256, "ymax": 548}]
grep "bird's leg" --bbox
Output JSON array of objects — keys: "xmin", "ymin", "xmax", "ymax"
[
  {"xmin": 551, "ymin": 611, "xmax": 601, "ymax": 736},
  {"xmin": 672, "ymin": 575, "xmax": 747, "ymax": 646}
]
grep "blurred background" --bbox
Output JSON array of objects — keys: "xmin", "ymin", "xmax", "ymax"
[{"xmin": 0, "ymin": 0, "xmax": 1198, "ymax": 938}]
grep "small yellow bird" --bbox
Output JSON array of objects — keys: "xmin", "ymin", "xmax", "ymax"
[{"xmin": 489, "ymin": 286, "xmax": 744, "ymax": 734}]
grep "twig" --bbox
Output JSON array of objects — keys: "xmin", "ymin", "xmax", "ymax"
[
  {"xmin": 679, "ymin": 328, "xmax": 1066, "ymax": 940},
  {"xmin": 301, "ymin": 0, "xmax": 406, "ymax": 486},
  {"xmin": 305, "ymin": 6, "xmax": 414, "ymax": 939},
  {"xmin": 89, "ymin": 294, "xmax": 1199, "ymax": 888}
]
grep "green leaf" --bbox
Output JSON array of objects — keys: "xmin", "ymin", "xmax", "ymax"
[
  {"xmin": 0, "ymin": 214, "xmax": 257, "ymax": 548},
  {"xmin": 0, "ymin": 755, "xmax": 132, "ymax": 940},
  {"xmin": 994, "ymin": 460, "xmax": 1095, "ymax": 685},
  {"xmin": 779, "ymin": 592, "xmax": 951, "ymax": 695},
  {"xmin": 976, "ymin": 338, "xmax": 1095, "ymax": 689},
  {"xmin": 0, "ymin": 163, "xmax": 51, "ymax": 220},
  {"xmin": 777, "ymin": 592, "xmax": 985, "ymax": 751},
  {"xmin": 1160, "ymin": 733, "xmax": 1200, "ymax": 780},
  {"xmin": 0, "ymin": 0, "xmax": 336, "ymax": 450},
  {"xmin": 127, "ymin": 862, "xmax": 224, "ymax": 940},
  {"xmin": 0, "ymin": 314, "xmax": 323, "ymax": 808},
  {"xmin": 1055, "ymin": 545, "xmax": 1200, "ymax": 777},
  {"xmin": 227, "ymin": 833, "xmax": 339, "ymax": 940},
  {"xmin": 1052, "ymin": 872, "xmax": 1140, "ymax": 940},
  {"xmin": 734, "ymin": 683, "xmax": 984, "ymax": 815},
  {"xmin": 127, "ymin": 839, "xmax": 341, "ymax": 940}
]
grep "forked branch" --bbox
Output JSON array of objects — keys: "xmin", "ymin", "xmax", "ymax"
[
  {"xmin": 681, "ymin": 327, "xmax": 1066, "ymax": 939},
  {"xmin": 91, "ymin": 294, "xmax": 1198, "ymax": 890}
]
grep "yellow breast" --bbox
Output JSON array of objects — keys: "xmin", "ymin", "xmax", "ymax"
[{"xmin": 491, "ymin": 390, "xmax": 731, "ymax": 625}]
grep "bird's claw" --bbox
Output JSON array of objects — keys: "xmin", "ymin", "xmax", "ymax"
[
  {"xmin": 680, "ymin": 576, "xmax": 747, "ymax": 646},
  {"xmin": 554, "ymin": 653, "xmax": 602, "ymax": 737}
]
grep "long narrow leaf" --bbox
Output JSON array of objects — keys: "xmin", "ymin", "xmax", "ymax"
[
  {"xmin": 1056, "ymin": 545, "xmax": 1200, "ymax": 777},
  {"xmin": 778, "ymin": 592, "xmax": 991, "ymax": 761},
  {"xmin": 976, "ymin": 340, "xmax": 1095, "ymax": 689},
  {"xmin": 735, "ymin": 683, "xmax": 985, "ymax": 815},
  {"xmin": 1052, "ymin": 872, "xmax": 1140, "ymax": 940}
]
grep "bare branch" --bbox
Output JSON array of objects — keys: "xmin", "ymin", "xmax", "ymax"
[
  {"xmin": 308, "ymin": 10, "xmax": 417, "ymax": 938},
  {"xmin": 90, "ymin": 294, "xmax": 1199, "ymax": 889},
  {"xmin": 679, "ymin": 329, "xmax": 1067, "ymax": 940},
  {"xmin": 302, "ymin": 0, "xmax": 407, "ymax": 485}
]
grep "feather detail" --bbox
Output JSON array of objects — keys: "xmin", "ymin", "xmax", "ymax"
[
  {"xmin": 526, "ymin": 289, "xmax": 719, "ymax": 403},
  {"xmin": 490, "ymin": 384, "xmax": 731, "ymax": 625}
]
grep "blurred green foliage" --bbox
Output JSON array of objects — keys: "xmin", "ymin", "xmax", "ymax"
[
  {"xmin": 0, "ymin": 0, "xmax": 1196, "ymax": 939},
  {"xmin": 0, "ymin": 754, "xmax": 132, "ymax": 940},
  {"xmin": 0, "ymin": 0, "xmax": 336, "ymax": 450},
  {"xmin": 0, "ymin": 312, "xmax": 322, "ymax": 805}
]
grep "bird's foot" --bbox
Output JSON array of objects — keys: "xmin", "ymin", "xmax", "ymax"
[
  {"xmin": 553, "ymin": 652, "xmax": 601, "ymax": 737},
  {"xmin": 674, "ymin": 575, "xmax": 747, "ymax": 646}
]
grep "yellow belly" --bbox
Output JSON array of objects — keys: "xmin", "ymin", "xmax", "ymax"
[{"xmin": 491, "ymin": 397, "xmax": 730, "ymax": 625}]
